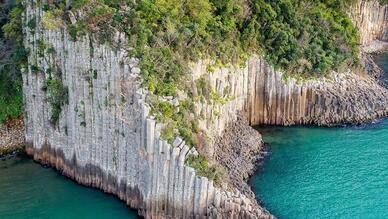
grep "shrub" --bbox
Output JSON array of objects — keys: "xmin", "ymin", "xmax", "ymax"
[
  {"xmin": 68, "ymin": 22, "xmax": 87, "ymax": 41},
  {"xmin": 210, "ymin": 90, "xmax": 227, "ymax": 105},
  {"xmin": 89, "ymin": 4, "xmax": 116, "ymax": 26},
  {"xmin": 72, "ymin": 0, "xmax": 92, "ymax": 10},
  {"xmin": 41, "ymin": 10, "xmax": 61, "ymax": 30},
  {"xmin": 2, "ymin": 5, "xmax": 23, "ymax": 42},
  {"xmin": 0, "ymin": 87, "xmax": 23, "ymax": 123},
  {"xmin": 160, "ymin": 122, "xmax": 176, "ymax": 143},
  {"xmin": 186, "ymin": 154, "xmax": 225, "ymax": 186},
  {"xmin": 44, "ymin": 79, "xmax": 68, "ymax": 125}
]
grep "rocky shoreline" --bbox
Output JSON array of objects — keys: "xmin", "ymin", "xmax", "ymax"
[
  {"xmin": 362, "ymin": 40, "xmax": 388, "ymax": 54},
  {"xmin": 212, "ymin": 115, "xmax": 273, "ymax": 212},
  {"xmin": 0, "ymin": 118, "xmax": 25, "ymax": 159},
  {"xmin": 212, "ymin": 115, "xmax": 270, "ymax": 210}
]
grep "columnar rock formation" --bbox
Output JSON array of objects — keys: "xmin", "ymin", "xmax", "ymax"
[
  {"xmin": 23, "ymin": 1, "xmax": 272, "ymax": 218},
  {"xmin": 247, "ymin": 62, "xmax": 388, "ymax": 126},
  {"xmin": 22, "ymin": 0, "xmax": 388, "ymax": 219},
  {"xmin": 194, "ymin": 56, "xmax": 388, "ymax": 129},
  {"xmin": 350, "ymin": 0, "xmax": 388, "ymax": 45}
]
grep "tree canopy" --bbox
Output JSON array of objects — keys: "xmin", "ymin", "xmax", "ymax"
[{"xmin": 61, "ymin": 0, "xmax": 363, "ymax": 83}]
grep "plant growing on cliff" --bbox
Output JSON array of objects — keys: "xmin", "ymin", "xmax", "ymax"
[
  {"xmin": 185, "ymin": 154, "xmax": 226, "ymax": 186},
  {"xmin": 43, "ymin": 79, "xmax": 68, "ymax": 125},
  {"xmin": 41, "ymin": 10, "xmax": 61, "ymax": 30},
  {"xmin": 45, "ymin": 0, "xmax": 364, "ymax": 89},
  {"xmin": 150, "ymin": 97, "xmax": 198, "ymax": 147}
]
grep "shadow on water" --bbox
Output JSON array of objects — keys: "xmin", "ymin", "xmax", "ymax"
[{"xmin": 0, "ymin": 155, "xmax": 140, "ymax": 219}]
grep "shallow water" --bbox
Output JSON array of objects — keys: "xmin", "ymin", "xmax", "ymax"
[
  {"xmin": 374, "ymin": 53, "xmax": 388, "ymax": 83},
  {"xmin": 252, "ymin": 120, "xmax": 388, "ymax": 218},
  {"xmin": 0, "ymin": 156, "xmax": 138, "ymax": 219}
]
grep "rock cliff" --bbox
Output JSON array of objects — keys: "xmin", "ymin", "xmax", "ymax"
[
  {"xmin": 23, "ymin": 1, "xmax": 272, "ymax": 218},
  {"xmin": 22, "ymin": 0, "xmax": 388, "ymax": 219},
  {"xmin": 193, "ymin": 56, "xmax": 388, "ymax": 128},
  {"xmin": 350, "ymin": 0, "xmax": 388, "ymax": 45}
]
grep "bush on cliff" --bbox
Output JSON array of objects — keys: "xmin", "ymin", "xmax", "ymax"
[
  {"xmin": 42, "ymin": 79, "xmax": 69, "ymax": 125},
  {"xmin": 185, "ymin": 154, "xmax": 226, "ymax": 186}
]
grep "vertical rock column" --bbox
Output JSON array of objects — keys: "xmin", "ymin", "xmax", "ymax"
[{"xmin": 349, "ymin": 0, "xmax": 388, "ymax": 44}]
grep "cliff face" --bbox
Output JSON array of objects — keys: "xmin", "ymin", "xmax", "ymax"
[
  {"xmin": 350, "ymin": 0, "xmax": 388, "ymax": 45},
  {"xmin": 193, "ymin": 56, "xmax": 388, "ymax": 129},
  {"xmin": 247, "ymin": 61, "xmax": 388, "ymax": 126},
  {"xmin": 22, "ymin": 0, "xmax": 388, "ymax": 219},
  {"xmin": 23, "ymin": 1, "xmax": 272, "ymax": 218}
]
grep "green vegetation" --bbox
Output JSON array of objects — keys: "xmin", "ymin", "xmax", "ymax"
[
  {"xmin": 45, "ymin": 0, "xmax": 363, "ymax": 92},
  {"xmin": 150, "ymin": 97, "xmax": 198, "ymax": 147},
  {"xmin": 185, "ymin": 154, "xmax": 226, "ymax": 186},
  {"xmin": 2, "ymin": 1, "xmax": 68, "ymax": 125},
  {"xmin": 251, "ymin": 0, "xmax": 361, "ymax": 75},
  {"xmin": 127, "ymin": 0, "xmax": 362, "ymax": 76},
  {"xmin": 43, "ymin": 79, "xmax": 68, "ymax": 125},
  {"xmin": 0, "ymin": 1, "xmax": 26, "ymax": 124},
  {"xmin": 41, "ymin": 10, "xmax": 61, "ymax": 30},
  {"xmin": 195, "ymin": 77, "xmax": 228, "ymax": 104}
]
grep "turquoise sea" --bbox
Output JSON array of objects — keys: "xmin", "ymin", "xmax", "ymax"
[
  {"xmin": 0, "ymin": 156, "xmax": 138, "ymax": 219},
  {"xmin": 374, "ymin": 52, "xmax": 388, "ymax": 83},
  {"xmin": 252, "ymin": 120, "xmax": 388, "ymax": 218}
]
